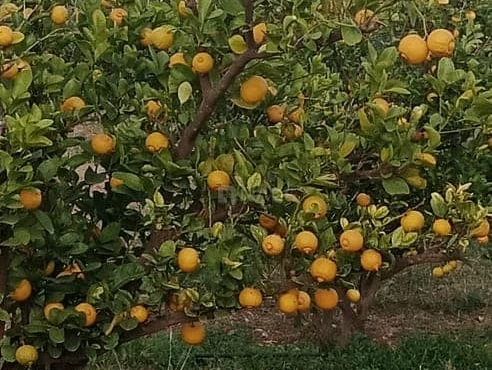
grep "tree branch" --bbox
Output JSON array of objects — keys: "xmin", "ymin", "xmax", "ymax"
[
  {"xmin": 120, "ymin": 311, "xmax": 192, "ymax": 343},
  {"xmin": 174, "ymin": 0, "xmax": 261, "ymax": 160},
  {"xmin": 383, "ymin": 248, "xmax": 463, "ymax": 280}
]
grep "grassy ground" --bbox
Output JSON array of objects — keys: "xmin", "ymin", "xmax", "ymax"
[
  {"xmin": 88, "ymin": 249, "xmax": 492, "ymax": 370},
  {"xmin": 91, "ymin": 329, "xmax": 492, "ymax": 370}
]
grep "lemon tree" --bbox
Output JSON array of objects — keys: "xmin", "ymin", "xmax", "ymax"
[{"xmin": 0, "ymin": 0, "xmax": 491, "ymax": 369}]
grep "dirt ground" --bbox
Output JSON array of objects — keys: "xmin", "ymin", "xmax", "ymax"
[{"xmin": 211, "ymin": 259, "xmax": 492, "ymax": 347}]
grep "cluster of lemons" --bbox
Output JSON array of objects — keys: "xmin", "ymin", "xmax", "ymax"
[
  {"xmin": 236, "ymin": 191, "xmax": 490, "ymax": 315},
  {"xmin": 10, "ymin": 244, "xmax": 204, "ymax": 366}
]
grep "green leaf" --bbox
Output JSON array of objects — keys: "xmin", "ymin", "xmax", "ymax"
[
  {"xmin": 198, "ymin": 0, "xmax": 212, "ymax": 25},
  {"xmin": 100, "ymin": 223, "xmax": 121, "ymax": 243},
  {"xmin": 120, "ymin": 318, "xmax": 139, "ymax": 331},
  {"xmin": 12, "ymin": 68, "xmax": 33, "ymax": 99},
  {"xmin": 382, "ymin": 177, "xmax": 410, "ymax": 195},
  {"xmin": 178, "ymin": 81, "xmax": 193, "ymax": 105},
  {"xmin": 92, "ymin": 9, "xmax": 107, "ymax": 36},
  {"xmin": 423, "ymin": 126, "xmax": 441, "ymax": 149},
  {"xmin": 215, "ymin": 154, "xmax": 235, "ymax": 175},
  {"xmin": 437, "ymin": 58, "xmax": 455, "ymax": 84},
  {"xmin": 247, "ymin": 172, "xmax": 262, "ymax": 191},
  {"xmin": 49, "ymin": 327, "xmax": 65, "ymax": 344},
  {"xmin": 339, "ymin": 137, "xmax": 358, "ymax": 158},
  {"xmin": 250, "ymin": 225, "xmax": 267, "ymax": 245},
  {"xmin": 1, "ymin": 344, "xmax": 16, "ymax": 362},
  {"xmin": 158, "ymin": 240, "xmax": 176, "ymax": 258},
  {"xmin": 357, "ymin": 108, "xmax": 374, "ymax": 134},
  {"xmin": 430, "ymin": 192, "xmax": 448, "ymax": 217},
  {"xmin": 0, "ymin": 308, "xmax": 9, "ymax": 322},
  {"xmin": 229, "ymin": 269, "xmax": 243, "ymax": 280},
  {"xmin": 34, "ymin": 211, "xmax": 54, "ymax": 234},
  {"xmin": 64, "ymin": 334, "xmax": 82, "ymax": 352},
  {"xmin": 67, "ymin": 243, "xmax": 89, "ymax": 255},
  {"xmin": 341, "ymin": 25, "xmax": 362, "ymax": 46},
  {"xmin": 112, "ymin": 172, "xmax": 144, "ymax": 191},
  {"xmin": 228, "ymin": 35, "xmax": 248, "ymax": 54},
  {"xmin": 63, "ymin": 79, "xmax": 82, "ymax": 100},
  {"xmin": 384, "ymin": 87, "xmax": 410, "ymax": 95},
  {"xmin": 38, "ymin": 158, "xmax": 61, "ymax": 182},
  {"xmin": 108, "ymin": 263, "xmax": 146, "ymax": 290},
  {"xmin": 85, "ymin": 167, "xmax": 106, "ymax": 184}
]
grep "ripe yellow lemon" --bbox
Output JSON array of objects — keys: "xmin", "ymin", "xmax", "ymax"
[
  {"xmin": 442, "ymin": 263, "xmax": 453, "ymax": 274},
  {"xmin": 91, "ymin": 133, "xmax": 115, "ymax": 155},
  {"xmin": 178, "ymin": 1, "xmax": 189, "ymax": 17},
  {"xmin": 476, "ymin": 235, "xmax": 489, "ymax": 246},
  {"xmin": 360, "ymin": 249, "xmax": 383, "ymax": 272},
  {"xmin": 177, "ymin": 247, "xmax": 200, "ymax": 273},
  {"xmin": 432, "ymin": 266, "xmax": 444, "ymax": 278},
  {"xmin": 181, "ymin": 322, "xmax": 205, "ymax": 345},
  {"xmin": 75, "ymin": 303, "xmax": 97, "ymax": 326},
  {"xmin": 261, "ymin": 234, "xmax": 285, "ymax": 256},
  {"xmin": 20, "ymin": 189, "xmax": 42, "ymax": 210},
  {"xmin": 310, "ymin": 257, "xmax": 337, "ymax": 282},
  {"xmin": 51, "ymin": 5, "xmax": 68, "ymax": 25},
  {"xmin": 288, "ymin": 289, "xmax": 311, "ymax": 313},
  {"xmin": 398, "ymin": 34, "xmax": 429, "ymax": 65},
  {"xmin": 169, "ymin": 52, "xmax": 187, "ymax": 67},
  {"xmin": 168, "ymin": 290, "xmax": 191, "ymax": 312},
  {"xmin": 145, "ymin": 132, "xmax": 169, "ymax": 153},
  {"xmin": 302, "ymin": 195, "xmax": 328, "ymax": 219},
  {"xmin": 44, "ymin": 302, "xmax": 64, "ymax": 321},
  {"xmin": 207, "ymin": 170, "xmax": 231, "ymax": 191},
  {"xmin": 240, "ymin": 76, "xmax": 268, "ymax": 104},
  {"xmin": 110, "ymin": 177, "xmax": 124, "ymax": 188},
  {"xmin": 432, "ymin": 219, "xmax": 452, "ymax": 236},
  {"xmin": 140, "ymin": 28, "xmax": 153, "ymax": 47},
  {"xmin": 11, "ymin": 279, "xmax": 32, "ymax": 302},
  {"xmin": 0, "ymin": 25, "xmax": 14, "ymax": 47},
  {"xmin": 151, "ymin": 26, "xmax": 174, "ymax": 50},
  {"xmin": 346, "ymin": 289, "xmax": 361, "ymax": 303},
  {"xmin": 15, "ymin": 345, "xmax": 38, "ymax": 367},
  {"xmin": 465, "ymin": 10, "xmax": 476, "ymax": 21},
  {"xmin": 372, "ymin": 98, "xmax": 390, "ymax": 116},
  {"xmin": 287, "ymin": 107, "xmax": 304, "ymax": 124},
  {"xmin": 239, "ymin": 287, "xmax": 263, "ymax": 308},
  {"xmin": 295, "ymin": 230, "xmax": 319, "ymax": 254},
  {"xmin": 145, "ymin": 100, "xmax": 163, "ymax": 118},
  {"xmin": 60, "ymin": 96, "xmax": 86, "ymax": 111},
  {"xmin": 354, "ymin": 9, "xmax": 378, "ymax": 27},
  {"xmin": 447, "ymin": 260, "xmax": 458, "ymax": 271},
  {"xmin": 401, "ymin": 210, "xmax": 425, "ymax": 232},
  {"xmin": 109, "ymin": 8, "xmax": 128, "ymax": 25},
  {"xmin": 266, "ymin": 105, "xmax": 285, "ymax": 123},
  {"xmin": 471, "ymin": 219, "xmax": 490, "ymax": 238},
  {"xmin": 253, "ymin": 23, "xmax": 267, "ymax": 44},
  {"xmin": 314, "ymin": 288, "xmax": 338, "ymax": 310},
  {"xmin": 339, "ymin": 229, "xmax": 364, "ymax": 252},
  {"xmin": 278, "ymin": 292, "xmax": 299, "ymax": 315},
  {"xmin": 44, "ymin": 260, "xmax": 56, "ymax": 276},
  {"xmin": 130, "ymin": 305, "xmax": 149, "ymax": 323},
  {"xmin": 1, "ymin": 63, "xmax": 18, "ymax": 79},
  {"xmin": 427, "ymin": 29, "xmax": 455, "ymax": 57},
  {"xmin": 356, "ymin": 193, "xmax": 371, "ymax": 207},
  {"xmin": 192, "ymin": 52, "xmax": 214, "ymax": 73}
]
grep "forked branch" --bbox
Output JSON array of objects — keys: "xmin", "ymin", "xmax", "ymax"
[{"xmin": 174, "ymin": 0, "xmax": 264, "ymax": 159}]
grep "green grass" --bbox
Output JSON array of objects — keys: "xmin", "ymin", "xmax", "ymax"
[{"xmin": 90, "ymin": 329, "xmax": 492, "ymax": 370}]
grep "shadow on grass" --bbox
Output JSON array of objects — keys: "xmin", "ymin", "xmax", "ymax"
[{"xmin": 90, "ymin": 328, "xmax": 492, "ymax": 370}]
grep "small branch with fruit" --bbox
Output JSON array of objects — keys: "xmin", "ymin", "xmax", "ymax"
[{"xmin": 174, "ymin": 0, "xmax": 267, "ymax": 159}]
